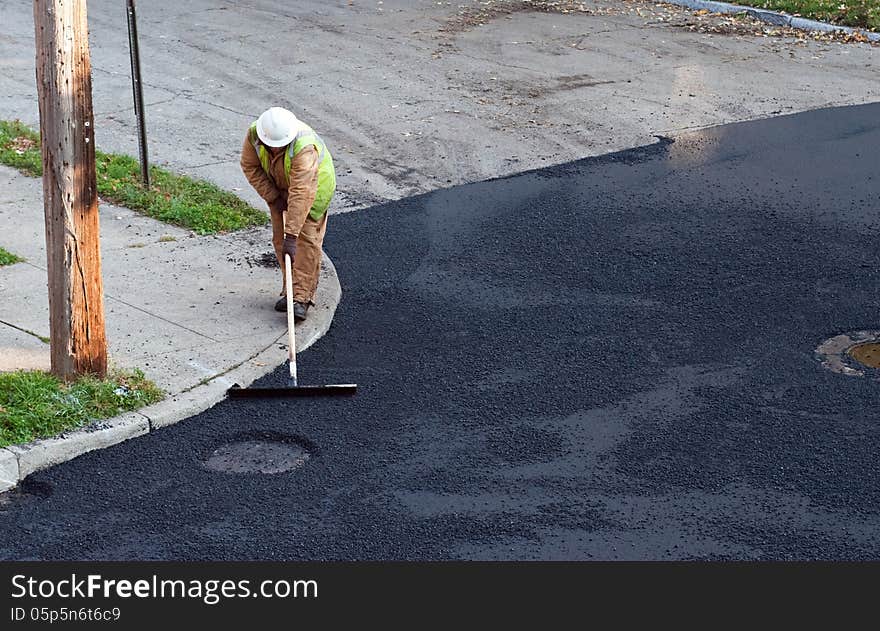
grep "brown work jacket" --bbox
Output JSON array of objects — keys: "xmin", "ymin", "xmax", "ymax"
[{"xmin": 240, "ymin": 133, "xmax": 319, "ymax": 237}]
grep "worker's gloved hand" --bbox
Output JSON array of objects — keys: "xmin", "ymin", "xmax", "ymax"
[
  {"xmin": 271, "ymin": 197, "xmax": 287, "ymax": 214},
  {"xmin": 282, "ymin": 234, "xmax": 297, "ymax": 263}
]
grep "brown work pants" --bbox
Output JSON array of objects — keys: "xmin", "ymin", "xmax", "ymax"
[{"xmin": 270, "ymin": 208, "xmax": 328, "ymax": 304}]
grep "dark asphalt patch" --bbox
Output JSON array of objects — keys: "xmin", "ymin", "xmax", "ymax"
[
  {"xmin": 0, "ymin": 479, "xmax": 52, "ymax": 512},
  {"xmin": 1, "ymin": 103, "xmax": 879, "ymax": 560},
  {"xmin": 244, "ymin": 251, "xmax": 278, "ymax": 269}
]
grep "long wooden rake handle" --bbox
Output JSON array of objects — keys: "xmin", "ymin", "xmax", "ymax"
[{"xmin": 285, "ymin": 253, "xmax": 297, "ymax": 387}]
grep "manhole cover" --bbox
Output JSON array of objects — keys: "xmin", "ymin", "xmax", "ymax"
[
  {"xmin": 816, "ymin": 330, "xmax": 880, "ymax": 377},
  {"xmin": 203, "ymin": 439, "xmax": 310, "ymax": 474},
  {"xmin": 848, "ymin": 343, "xmax": 880, "ymax": 369}
]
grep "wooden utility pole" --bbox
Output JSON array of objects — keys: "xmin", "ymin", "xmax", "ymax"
[{"xmin": 33, "ymin": 0, "xmax": 107, "ymax": 379}]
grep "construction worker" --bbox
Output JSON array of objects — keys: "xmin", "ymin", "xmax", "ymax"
[{"xmin": 240, "ymin": 107, "xmax": 336, "ymax": 321}]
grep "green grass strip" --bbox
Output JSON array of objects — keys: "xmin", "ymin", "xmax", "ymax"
[
  {"xmin": 0, "ymin": 120, "xmax": 268, "ymax": 235},
  {"xmin": 0, "ymin": 120, "xmax": 42, "ymax": 177},
  {"xmin": 0, "ymin": 368, "xmax": 164, "ymax": 448},
  {"xmin": 0, "ymin": 246, "xmax": 23, "ymax": 267},
  {"xmin": 757, "ymin": 0, "xmax": 879, "ymax": 30}
]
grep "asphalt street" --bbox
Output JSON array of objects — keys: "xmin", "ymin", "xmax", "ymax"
[{"xmin": 1, "ymin": 103, "xmax": 879, "ymax": 560}]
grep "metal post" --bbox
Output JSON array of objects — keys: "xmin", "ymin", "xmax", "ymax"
[{"xmin": 125, "ymin": 0, "xmax": 149, "ymax": 188}]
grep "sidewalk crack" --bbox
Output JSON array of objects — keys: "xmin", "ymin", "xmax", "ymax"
[
  {"xmin": 103, "ymin": 296, "xmax": 220, "ymax": 342},
  {"xmin": 0, "ymin": 320, "xmax": 49, "ymax": 344},
  {"xmin": 179, "ymin": 330, "xmax": 287, "ymax": 393}
]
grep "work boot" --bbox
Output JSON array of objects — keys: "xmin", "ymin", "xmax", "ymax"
[
  {"xmin": 293, "ymin": 301, "xmax": 309, "ymax": 322},
  {"xmin": 274, "ymin": 296, "xmax": 287, "ymax": 312}
]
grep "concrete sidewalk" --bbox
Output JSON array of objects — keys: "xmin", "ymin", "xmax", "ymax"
[{"xmin": 0, "ymin": 164, "xmax": 341, "ymax": 488}]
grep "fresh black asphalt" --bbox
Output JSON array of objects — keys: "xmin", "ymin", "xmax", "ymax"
[{"xmin": 2, "ymin": 103, "xmax": 879, "ymax": 560}]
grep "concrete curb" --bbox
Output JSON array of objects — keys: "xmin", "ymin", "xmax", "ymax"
[
  {"xmin": 8, "ymin": 412, "xmax": 150, "ymax": 480},
  {"xmin": 664, "ymin": 0, "xmax": 880, "ymax": 42},
  {"xmin": 0, "ymin": 448, "xmax": 18, "ymax": 490},
  {"xmin": 0, "ymin": 252, "xmax": 342, "ymax": 493}
]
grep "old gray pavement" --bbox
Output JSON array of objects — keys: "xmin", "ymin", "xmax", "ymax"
[{"xmin": 0, "ymin": 0, "xmax": 877, "ymax": 211}]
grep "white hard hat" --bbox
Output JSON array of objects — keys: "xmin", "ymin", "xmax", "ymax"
[{"xmin": 255, "ymin": 107, "xmax": 300, "ymax": 147}]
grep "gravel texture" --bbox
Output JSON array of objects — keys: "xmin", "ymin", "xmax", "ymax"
[{"xmin": 1, "ymin": 104, "xmax": 878, "ymax": 560}]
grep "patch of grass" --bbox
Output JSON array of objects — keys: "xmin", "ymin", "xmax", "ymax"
[
  {"xmin": 0, "ymin": 246, "xmax": 23, "ymax": 267},
  {"xmin": 0, "ymin": 120, "xmax": 268, "ymax": 235},
  {"xmin": 757, "ymin": 0, "xmax": 879, "ymax": 30},
  {"xmin": 158, "ymin": 235, "xmax": 177, "ymax": 243},
  {"xmin": 0, "ymin": 120, "xmax": 41, "ymax": 177},
  {"xmin": 0, "ymin": 368, "xmax": 164, "ymax": 448},
  {"xmin": 95, "ymin": 152, "xmax": 268, "ymax": 234}
]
